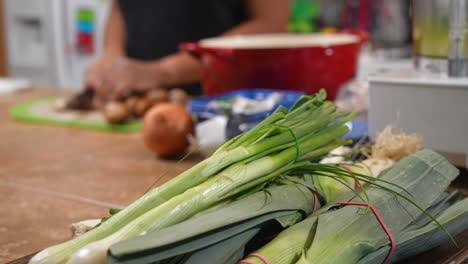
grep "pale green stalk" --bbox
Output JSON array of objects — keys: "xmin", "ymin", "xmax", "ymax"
[
  {"xmin": 245, "ymin": 150, "xmax": 458, "ymax": 264},
  {"xmin": 30, "ymin": 145, "xmax": 258, "ymax": 264},
  {"xmin": 31, "ymin": 118, "xmax": 333, "ymax": 264},
  {"xmin": 246, "ymin": 103, "xmax": 337, "ymax": 146},
  {"xmin": 66, "ymin": 149, "xmax": 300, "ymax": 263},
  {"xmin": 30, "ymin": 91, "xmax": 347, "ymax": 264},
  {"xmin": 298, "ymin": 139, "xmax": 353, "ymax": 162},
  {"xmin": 240, "ymin": 118, "xmax": 334, "ymax": 164},
  {"xmin": 221, "ymin": 106, "xmax": 287, "ymax": 152},
  {"xmin": 279, "ymin": 101, "xmax": 334, "ymax": 127},
  {"xmin": 65, "ymin": 122, "xmax": 351, "ymax": 264},
  {"xmin": 243, "ymin": 216, "xmax": 318, "ymax": 264},
  {"xmin": 284, "ymin": 90, "xmax": 326, "ymax": 121},
  {"xmin": 228, "ymin": 126, "xmax": 351, "ymax": 197}
]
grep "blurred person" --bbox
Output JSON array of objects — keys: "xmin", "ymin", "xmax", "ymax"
[{"xmin": 86, "ymin": 0, "xmax": 291, "ymax": 102}]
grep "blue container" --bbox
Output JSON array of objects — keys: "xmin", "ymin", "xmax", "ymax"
[
  {"xmin": 188, "ymin": 89, "xmax": 304, "ymax": 120},
  {"xmin": 188, "ymin": 89, "xmax": 368, "ymax": 142}
]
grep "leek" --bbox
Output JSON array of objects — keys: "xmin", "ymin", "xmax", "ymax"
[
  {"xmin": 29, "ymin": 90, "xmax": 353, "ymax": 264},
  {"xmin": 243, "ymin": 150, "xmax": 462, "ymax": 264},
  {"xmin": 107, "ymin": 184, "xmax": 318, "ymax": 264},
  {"xmin": 358, "ymin": 197, "xmax": 468, "ymax": 264},
  {"xmin": 65, "ymin": 123, "xmax": 350, "ymax": 264}
]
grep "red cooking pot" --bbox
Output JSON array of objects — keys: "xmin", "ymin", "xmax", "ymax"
[{"xmin": 180, "ymin": 33, "xmax": 364, "ymax": 100}]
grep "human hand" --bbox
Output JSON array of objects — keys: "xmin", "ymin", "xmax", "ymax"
[
  {"xmin": 84, "ymin": 55, "xmax": 120, "ymax": 105},
  {"xmin": 100, "ymin": 57, "xmax": 165, "ymax": 101}
]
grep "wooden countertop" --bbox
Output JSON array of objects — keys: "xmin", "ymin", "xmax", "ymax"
[
  {"xmin": 0, "ymin": 87, "xmax": 201, "ymax": 262},
  {"xmin": 1, "ymin": 88, "xmax": 466, "ymax": 263}
]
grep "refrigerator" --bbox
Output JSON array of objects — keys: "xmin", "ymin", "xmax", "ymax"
[{"xmin": 3, "ymin": 0, "xmax": 111, "ymax": 89}]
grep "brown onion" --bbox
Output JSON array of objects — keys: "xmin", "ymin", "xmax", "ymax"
[
  {"xmin": 169, "ymin": 88, "xmax": 189, "ymax": 106},
  {"xmin": 142, "ymin": 103, "xmax": 194, "ymax": 158},
  {"xmin": 146, "ymin": 89, "xmax": 170, "ymax": 105},
  {"xmin": 133, "ymin": 97, "xmax": 153, "ymax": 117},
  {"xmin": 124, "ymin": 96, "xmax": 139, "ymax": 115},
  {"xmin": 103, "ymin": 101, "xmax": 131, "ymax": 124}
]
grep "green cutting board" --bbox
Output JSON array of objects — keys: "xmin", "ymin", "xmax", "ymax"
[{"xmin": 9, "ymin": 97, "xmax": 142, "ymax": 132}]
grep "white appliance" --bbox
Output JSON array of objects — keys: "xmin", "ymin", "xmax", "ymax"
[
  {"xmin": 369, "ymin": 0, "xmax": 468, "ymax": 167},
  {"xmin": 369, "ymin": 70, "xmax": 468, "ymax": 167},
  {"xmin": 3, "ymin": 0, "xmax": 111, "ymax": 89}
]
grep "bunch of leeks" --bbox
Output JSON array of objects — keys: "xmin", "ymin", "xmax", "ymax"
[
  {"xmin": 107, "ymin": 183, "xmax": 319, "ymax": 264},
  {"xmin": 243, "ymin": 150, "xmax": 468, "ymax": 264},
  {"xmin": 108, "ymin": 151, "xmax": 468, "ymax": 264},
  {"xmin": 29, "ymin": 90, "xmax": 355, "ymax": 264}
]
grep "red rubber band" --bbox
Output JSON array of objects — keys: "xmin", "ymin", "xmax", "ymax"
[
  {"xmin": 239, "ymin": 202, "xmax": 394, "ymax": 264},
  {"xmin": 312, "ymin": 192, "xmax": 318, "ymax": 213},
  {"xmin": 336, "ymin": 202, "xmax": 396, "ymax": 264},
  {"xmin": 238, "ymin": 193, "xmax": 317, "ymax": 264},
  {"xmin": 340, "ymin": 165, "xmax": 354, "ymax": 172},
  {"xmin": 249, "ymin": 253, "xmax": 272, "ymax": 264},
  {"xmin": 354, "ymin": 181, "xmax": 361, "ymax": 190},
  {"xmin": 340, "ymin": 165, "xmax": 361, "ymax": 190},
  {"xmin": 238, "ymin": 260, "xmax": 257, "ymax": 264},
  {"xmin": 238, "ymin": 253, "xmax": 272, "ymax": 264}
]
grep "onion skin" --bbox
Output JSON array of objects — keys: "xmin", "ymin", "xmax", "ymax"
[
  {"xmin": 134, "ymin": 97, "xmax": 153, "ymax": 117},
  {"xmin": 146, "ymin": 89, "xmax": 170, "ymax": 105},
  {"xmin": 169, "ymin": 88, "xmax": 189, "ymax": 106},
  {"xmin": 104, "ymin": 102, "xmax": 130, "ymax": 124},
  {"xmin": 124, "ymin": 96, "xmax": 139, "ymax": 115},
  {"xmin": 142, "ymin": 103, "xmax": 194, "ymax": 158}
]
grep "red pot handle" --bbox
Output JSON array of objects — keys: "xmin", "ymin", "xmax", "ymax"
[{"xmin": 179, "ymin": 42, "xmax": 235, "ymax": 63}]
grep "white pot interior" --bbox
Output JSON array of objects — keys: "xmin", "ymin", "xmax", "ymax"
[{"xmin": 199, "ymin": 33, "xmax": 359, "ymax": 49}]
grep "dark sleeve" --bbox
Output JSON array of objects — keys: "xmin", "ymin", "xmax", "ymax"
[
  {"xmin": 117, "ymin": 0, "xmax": 246, "ymax": 61},
  {"xmin": 116, "ymin": 0, "xmax": 246, "ymax": 95}
]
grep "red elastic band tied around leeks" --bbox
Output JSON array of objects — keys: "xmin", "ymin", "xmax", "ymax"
[
  {"xmin": 238, "ymin": 253, "xmax": 272, "ymax": 264},
  {"xmin": 312, "ymin": 192, "xmax": 318, "ymax": 213},
  {"xmin": 340, "ymin": 165, "xmax": 361, "ymax": 190},
  {"xmin": 238, "ymin": 202, "xmax": 395, "ymax": 264},
  {"xmin": 238, "ymin": 194, "xmax": 316, "ymax": 264},
  {"xmin": 335, "ymin": 202, "xmax": 396, "ymax": 264},
  {"xmin": 238, "ymin": 260, "xmax": 256, "ymax": 264}
]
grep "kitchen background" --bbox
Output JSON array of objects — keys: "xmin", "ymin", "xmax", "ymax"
[
  {"xmin": 0, "ymin": 0, "xmax": 110, "ymax": 88},
  {"xmin": 1, "ymin": 1, "xmax": 467, "ymax": 263},
  {"xmin": 2, "ymin": 0, "xmax": 466, "ymax": 165},
  {"xmin": 0, "ymin": 0, "xmax": 412, "ymax": 89}
]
